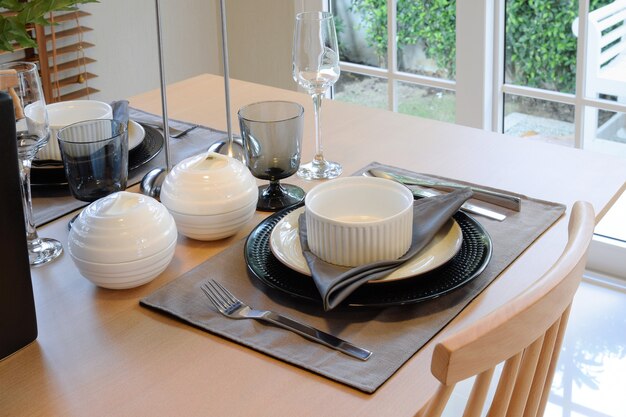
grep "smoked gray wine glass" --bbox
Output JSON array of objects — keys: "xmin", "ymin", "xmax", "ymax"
[
  {"xmin": 0, "ymin": 62, "xmax": 63, "ymax": 266},
  {"xmin": 292, "ymin": 11, "xmax": 342, "ymax": 180},
  {"xmin": 238, "ymin": 101, "xmax": 305, "ymax": 211}
]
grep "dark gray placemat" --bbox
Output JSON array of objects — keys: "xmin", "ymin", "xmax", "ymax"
[
  {"xmin": 140, "ymin": 162, "xmax": 566, "ymax": 393},
  {"xmin": 32, "ymin": 108, "xmax": 229, "ymax": 226}
]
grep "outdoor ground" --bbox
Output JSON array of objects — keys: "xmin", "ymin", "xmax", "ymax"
[{"xmin": 334, "ymin": 75, "xmax": 576, "ymax": 146}]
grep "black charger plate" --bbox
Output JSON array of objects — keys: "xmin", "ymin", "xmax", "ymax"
[{"xmin": 244, "ymin": 203, "xmax": 493, "ymax": 307}]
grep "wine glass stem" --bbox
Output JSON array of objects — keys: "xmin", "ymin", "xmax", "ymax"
[
  {"xmin": 264, "ymin": 179, "xmax": 284, "ymax": 198},
  {"xmin": 312, "ymin": 92, "xmax": 325, "ymax": 163},
  {"xmin": 18, "ymin": 157, "xmax": 40, "ymax": 244}
]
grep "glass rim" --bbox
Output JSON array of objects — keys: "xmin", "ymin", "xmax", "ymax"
[
  {"xmin": 57, "ymin": 118, "xmax": 128, "ymax": 145},
  {"xmin": 0, "ymin": 61, "xmax": 38, "ymax": 75},
  {"xmin": 238, "ymin": 100, "xmax": 304, "ymax": 123},
  {"xmin": 296, "ymin": 11, "xmax": 334, "ymax": 21}
]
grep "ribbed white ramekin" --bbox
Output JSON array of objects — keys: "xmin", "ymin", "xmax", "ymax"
[{"xmin": 304, "ymin": 176, "xmax": 414, "ymax": 267}]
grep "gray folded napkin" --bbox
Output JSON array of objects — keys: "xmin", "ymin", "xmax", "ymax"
[
  {"xmin": 299, "ymin": 188, "xmax": 473, "ymax": 310},
  {"xmin": 111, "ymin": 100, "xmax": 129, "ymax": 128}
]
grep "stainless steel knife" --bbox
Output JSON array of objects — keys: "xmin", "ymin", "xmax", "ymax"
[
  {"xmin": 409, "ymin": 186, "xmax": 506, "ymax": 221},
  {"xmin": 369, "ymin": 169, "xmax": 521, "ymax": 212}
]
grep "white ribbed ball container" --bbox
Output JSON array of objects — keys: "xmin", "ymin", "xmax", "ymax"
[
  {"xmin": 68, "ymin": 191, "xmax": 178, "ymax": 289},
  {"xmin": 160, "ymin": 151, "xmax": 258, "ymax": 240}
]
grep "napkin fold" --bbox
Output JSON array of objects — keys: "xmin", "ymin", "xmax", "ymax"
[
  {"xmin": 299, "ymin": 188, "xmax": 473, "ymax": 310},
  {"xmin": 111, "ymin": 100, "xmax": 129, "ymax": 128}
]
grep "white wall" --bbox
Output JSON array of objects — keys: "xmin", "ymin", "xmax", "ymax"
[
  {"xmin": 80, "ymin": 0, "xmax": 221, "ymax": 102},
  {"xmin": 225, "ymin": 0, "xmax": 297, "ymax": 91},
  {"xmin": 225, "ymin": 0, "xmax": 323, "ymax": 92},
  {"xmin": 1, "ymin": 1, "xmax": 317, "ymax": 101}
]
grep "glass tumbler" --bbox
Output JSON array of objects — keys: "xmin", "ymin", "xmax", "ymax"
[{"xmin": 57, "ymin": 119, "xmax": 128, "ymax": 204}]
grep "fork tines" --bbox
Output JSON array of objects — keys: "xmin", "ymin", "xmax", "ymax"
[{"xmin": 201, "ymin": 280, "xmax": 240, "ymax": 313}]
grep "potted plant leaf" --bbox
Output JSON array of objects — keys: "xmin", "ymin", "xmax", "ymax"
[{"xmin": 0, "ymin": 0, "xmax": 97, "ymax": 52}]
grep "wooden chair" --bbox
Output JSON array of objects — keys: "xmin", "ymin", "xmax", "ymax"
[{"xmin": 418, "ymin": 201, "xmax": 595, "ymax": 417}]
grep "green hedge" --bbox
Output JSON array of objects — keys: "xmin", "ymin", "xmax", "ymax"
[
  {"xmin": 348, "ymin": 0, "xmax": 613, "ymax": 93},
  {"xmin": 348, "ymin": 0, "xmax": 455, "ymax": 74}
]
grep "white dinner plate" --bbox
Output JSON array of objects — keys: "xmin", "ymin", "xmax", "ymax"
[
  {"xmin": 269, "ymin": 206, "xmax": 463, "ymax": 283},
  {"xmin": 128, "ymin": 120, "xmax": 145, "ymax": 150}
]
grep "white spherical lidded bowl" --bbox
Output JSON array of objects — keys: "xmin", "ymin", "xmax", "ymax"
[
  {"xmin": 304, "ymin": 176, "xmax": 414, "ymax": 267},
  {"xmin": 160, "ymin": 151, "xmax": 258, "ymax": 240},
  {"xmin": 68, "ymin": 191, "xmax": 177, "ymax": 289}
]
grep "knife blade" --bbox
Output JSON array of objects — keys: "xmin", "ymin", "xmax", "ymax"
[
  {"xmin": 409, "ymin": 186, "xmax": 506, "ymax": 221},
  {"xmin": 369, "ymin": 169, "xmax": 521, "ymax": 212}
]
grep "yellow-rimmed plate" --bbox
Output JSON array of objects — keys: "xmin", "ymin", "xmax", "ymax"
[{"xmin": 269, "ymin": 206, "xmax": 462, "ymax": 283}]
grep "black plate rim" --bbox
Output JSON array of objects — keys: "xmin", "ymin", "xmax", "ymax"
[{"xmin": 244, "ymin": 203, "xmax": 493, "ymax": 308}]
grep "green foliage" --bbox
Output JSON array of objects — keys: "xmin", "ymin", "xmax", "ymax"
[
  {"xmin": 350, "ymin": 0, "xmax": 455, "ymax": 77},
  {"xmin": 348, "ymin": 0, "xmax": 388, "ymax": 65},
  {"xmin": 397, "ymin": 0, "xmax": 455, "ymax": 77},
  {"xmin": 505, "ymin": 0, "xmax": 612, "ymax": 93},
  {"xmin": 0, "ymin": 0, "xmax": 98, "ymax": 52},
  {"xmin": 348, "ymin": 0, "xmax": 615, "ymax": 92}
]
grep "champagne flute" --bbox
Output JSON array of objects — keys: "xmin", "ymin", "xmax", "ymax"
[
  {"xmin": 292, "ymin": 11, "xmax": 342, "ymax": 180},
  {"xmin": 0, "ymin": 62, "xmax": 63, "ymax": 266}
]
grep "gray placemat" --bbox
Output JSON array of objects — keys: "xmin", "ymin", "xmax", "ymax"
[
  {"xmin": 32, "ymin": 108, "xmax": 229, "ymax": 226},
  {"xmin": 140, "ymin": 162, "xmax": 566, "ymax": 393}
]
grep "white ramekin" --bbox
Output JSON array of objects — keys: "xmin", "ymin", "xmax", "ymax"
[
  {"xmin": 37, "ymin": 100, "xmax": 112, "ymax": 161},
  {"xmin": 304, "ymin": 176, "xmax": 414, "ymax": 267}
]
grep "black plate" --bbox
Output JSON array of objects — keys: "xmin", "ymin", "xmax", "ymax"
[
  {"xmin": 244, "ymin": 203, "xmax": 493, "ymax": 307},
  {"xmin": 30, "ymin": 124, "xmax": 164, "ymax": 187},
  {"xmin": 128, "ymin": 124, "xmax": 164, "ymax": 170}
]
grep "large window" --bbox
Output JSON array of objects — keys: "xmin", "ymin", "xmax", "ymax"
[{"xmin": 332, "ymin": 0, "xmax": 626, "ymax": 160}]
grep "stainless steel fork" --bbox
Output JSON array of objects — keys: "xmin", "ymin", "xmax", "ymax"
[{"xmin": 200, "ymin": 280, "xmax": 372, "ymax": 361}]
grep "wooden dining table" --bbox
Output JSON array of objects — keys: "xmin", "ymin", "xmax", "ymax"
[{"xmin": 1, "ymin": 74, "xmax": 625, "ymax": 416}]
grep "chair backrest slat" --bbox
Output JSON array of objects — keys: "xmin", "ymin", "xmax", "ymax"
[
  {"xmin": 486, "ymin": 353, "xmax": 522, "ymax": 417},
  {"xmin": 506, "ymin": 336, "xmax": 545, "ymax": 417},
  {"xmin": 523, "ymin": 318, "xmax": 562, "ymax": 417},
  {"xmin": 464, "ymin": 368, "xmax": 495, "ymax": 417},
  {"xmin": 536, "ymin": 305, "xmax": 573, "ymax": 415}
]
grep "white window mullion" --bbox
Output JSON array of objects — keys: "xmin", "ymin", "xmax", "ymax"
[
  {"xmin": 503, "ymin": 85, "xmax": 577, "ymax": 106},
  {"xmin": 388, "ymin": 0, "xmax": 397, "ymax": 112},
  {"xmin": 340, "ymin": 62, "xmax": 455, "ymax": 90},
  {"xmin": 456, "ymin": 0, "xmax": 493, "ymax": 130},
  {"xmin": 575, "ymin": 0, "xmax": 590, "ymax": 150},
  {"xmin": 492, "ymin": 0, "xmax": 505, "ymax": 133},
  {"xmin": 503, "ymin": 82, "xmax": 626, "ymax": 115}
]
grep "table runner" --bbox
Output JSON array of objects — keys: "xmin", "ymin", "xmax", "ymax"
[
  {"xmin": 32, "ymin": 108, "xmax": 229, "ymax": 226},
  {"xmin": 140, "ymin": 161, "xmax": 566, "ymax": 393}
]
